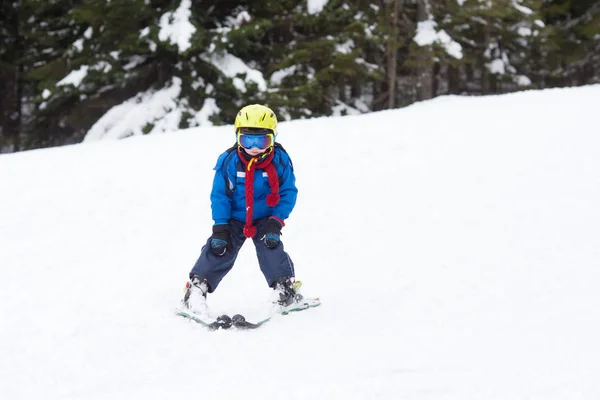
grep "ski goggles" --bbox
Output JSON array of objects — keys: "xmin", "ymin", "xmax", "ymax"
[{"xmin": 237, "ymin": 132, "xmax": 274, "ymax": 149}]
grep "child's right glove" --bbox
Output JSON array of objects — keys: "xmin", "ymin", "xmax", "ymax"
[{"xmin": 210, "ymin": 224, "xmax": 230, "ymax": 256}]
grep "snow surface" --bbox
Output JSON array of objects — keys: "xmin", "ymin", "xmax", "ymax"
[{"xmin": 2, "ymin": 85, "xmax": 600, "ymax": 399}]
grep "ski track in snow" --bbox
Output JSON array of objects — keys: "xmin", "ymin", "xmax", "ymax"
[{"xmin": 1, "ymin": 86, "xmax": 600, "ymax": 399}]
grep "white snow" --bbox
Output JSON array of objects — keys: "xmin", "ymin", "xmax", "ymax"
[
  {"xmin": 202, "ymin": 52, "xmax": 267, "ymax": 92},
  {"xmin": 414, "ymin": 20, "xmax": 464, "ymax": 59},
  {"xmin": 193, "ymin": 97, "xmax": 220, "ymax": 126},
  {"xmin": 435, "ymin": 30, "xmax": 464, "ymax": 59},
  {"xmin": 355, "ymin": 57, "xmax": 379, "ymax": 72},
  {"xmin": 414, "ymin": 20, "xmax": 439, "ymax": 45},
  {"xmin": 512, "ymin": 0, "xmax": 534, "ymax": 15},
  {"xmin": 2, "ymin": 85, "xmax": 600, "ymax": 399},
  {"xmin": 307, "ymin": 0, "xmax": 329, "ymax": 15},
  {"xmin": 57, "ymin": 65, "xmax": 89, "ymax": 87},
  {"xmin": 235, "ymin": 11, "xmax": 251, "ymax": 25},
  {"xmin": 84, "ymin": 77, "xmax": 183, "ymax": 141},
  {"xmin": 94, "ymin": 61, "xmax": 112, "ymax": 73},
  {"xmin": 331, "ymin": 99, "xmax": 362, "ymax": 116},
  {"xmin": 517, "ymin": 75, "xmax": 532, "ymax": 86},
  {"xmin": 335, "ymin": 39, "xmax": 355, "ymax": 54},
  {"xmin": 123, "ymin": 56, "xmax": 146, "ymax": 71},
  {"xmin": 518, "ymin": 26, "xmax": 533, "ymax": 36},
  {"xmin": 139, "ymin": 26, "xmax": 150, "ymax": 38},
  {"xmin": 269, "ymin": 65, "xmax": 298, "ymax": 85},
  {"xmin": 158, "ymin": 0, "xmax": 196, "ymax": 53},
  {"xmin": 72, "ymin": 38, "xmax": 84, "ymax": 52},
  {"xmin": 488, "ymin": 58, "xmax": 506, "ymax": 74}
]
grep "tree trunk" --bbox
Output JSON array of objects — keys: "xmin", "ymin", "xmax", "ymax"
[
  {"xmin": 416, "ymin": 0, "xmax": 433, "ymax": 101},
  {"xmin": 448, "ymin": 65, "xmax": 461, "ymax": 94},
  {"xmin": 432, "ymin": 61, "xmax": 440, "ymax": 96},
  {"xmin": 387, "ymin": 0, "xmax": 399, "ymax": 109},
  {"xmin": 0, "ymin": 5, "xmax": 22, "ymax": 152},
  {"xmin": 481, "ymin": 17, "xmax": 491, "ymax": 95}
]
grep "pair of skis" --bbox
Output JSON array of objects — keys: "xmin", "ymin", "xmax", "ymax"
[
  {"xmin": 175, "ymin": 297, "xmax": 321, "ymax": 330},
  {"xmin": 175, "ymin": 312, "xmax": 269, "ymax": 330}
]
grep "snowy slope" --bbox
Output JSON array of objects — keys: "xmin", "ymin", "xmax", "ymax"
[{"xmin": 1, "ymin": 85, "xmax": 600, "ymax": 399}]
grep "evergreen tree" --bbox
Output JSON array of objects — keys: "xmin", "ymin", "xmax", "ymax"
[
  {"xmin": 541, "ymin": 0, "xmax": 600, "ymax": 86},
  {"xmin": 267, "ymin": 0, "xmax": 385, "ymax": 118},
  {"xmin": 1, "ymin": 0, "xmax": 598, "ymax": 152},
  {"xmin": 28, "ymin": 0, "xmax": 170, "ymax": 144},
  {"xmin": 407, "ymin": 0, "xmax": 467, "ymax": 102},
  {"xmin": 0, "ymin": 0, "xmax": 22, "ymax": 151},
  {"xmin": 441, "ymin": 0, "xmax": 544, "ymax": 94},
  {"xmin": 20, "ymin": 0, "xmax": 87, "ymax": 149}
]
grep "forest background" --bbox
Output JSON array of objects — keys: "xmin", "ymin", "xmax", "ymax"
[{"xmin": 0, "ymin": 0, "xmax": 598, "ymax": 152}]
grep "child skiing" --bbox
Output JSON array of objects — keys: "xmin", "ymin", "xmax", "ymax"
[{"xmin": 181, "ymin": 104, "xmax": 303, "ymax": 316}]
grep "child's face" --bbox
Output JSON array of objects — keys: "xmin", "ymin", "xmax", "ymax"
[{"xmin": 244, "ymin": 147, "xmax": 267, "ymax": 156}]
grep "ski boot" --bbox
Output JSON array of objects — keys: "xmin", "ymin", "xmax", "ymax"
[
  {"xmin": 182, "ymin": 275, "xmax": 209, "ymax": 315},
  {"xmin": 271, "ymin": 277, "xmax": 303, "ymax": 308}
]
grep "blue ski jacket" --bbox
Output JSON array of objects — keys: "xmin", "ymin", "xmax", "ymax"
[{"xmin": 210, "ymin": 145, "xmax": 298, "ymax": 225}]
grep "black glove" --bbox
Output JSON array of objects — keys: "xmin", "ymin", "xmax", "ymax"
[
  {"xmin": 210, "ymin": 224, "xmax": 230, "ymax": 256},
  {"xmin": 262, "ymin": 218, "xmax": 283, "ymax": 249}
]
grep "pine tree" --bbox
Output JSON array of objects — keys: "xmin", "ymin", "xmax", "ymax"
[
  {"xmin": 258, "ymin": 0, "xmax": 385, "ymax": 118},
  {"xmin": 0, "ymin": 0, "xmax": 23, "ymax": 151},
  {"xmin": 19, "ymin": 0, "xmax": 89, "ymax": 149},
  {"xmin": 441, "ymin": 0, "xmax": 544, "ymax": 94},
  {"xmin": 192, "ymin": 1, "xmax": 272, "ymax": 125},
  {"xmin": 541, "ymin": 0, "xmax": 600, "ymax": 86},
  {"xmin": 2, "ymin": 0, "xmax": 598, "ymax": 152},
  {"xmin": 406, "ymin": 0, "xmax": 466, "ymax": 102},
  {"xmin": 28, "ymin": 0, "xmax": 169, "ymax": 143}
]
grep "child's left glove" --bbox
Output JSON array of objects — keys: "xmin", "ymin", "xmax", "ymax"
[{"xmin": 261, "ymin": 217, "xmax": 283, "ymax": 249}]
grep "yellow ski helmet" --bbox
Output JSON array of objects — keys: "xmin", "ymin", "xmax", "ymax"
[{"xmin": 234, "ymin": 104, "xmax": 278, "ymax": 136}]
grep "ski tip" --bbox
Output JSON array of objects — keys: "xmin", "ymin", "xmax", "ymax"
[{"xmin": 232, "ymin": 314, "xmax": 246, "ymax": 323}]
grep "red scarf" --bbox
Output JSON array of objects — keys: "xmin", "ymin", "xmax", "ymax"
[{"xmin": 237, "ymin": 148, "xmax": 280, "ymax": 238}]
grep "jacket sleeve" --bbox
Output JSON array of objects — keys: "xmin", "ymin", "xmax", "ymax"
[
  {"xmin": 210, "ymin": 152, "xmax": 233, "ymax": 225},
  {"xmin": 272, "ymin": 152, "xmax": 298, "ymax": 221}
]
